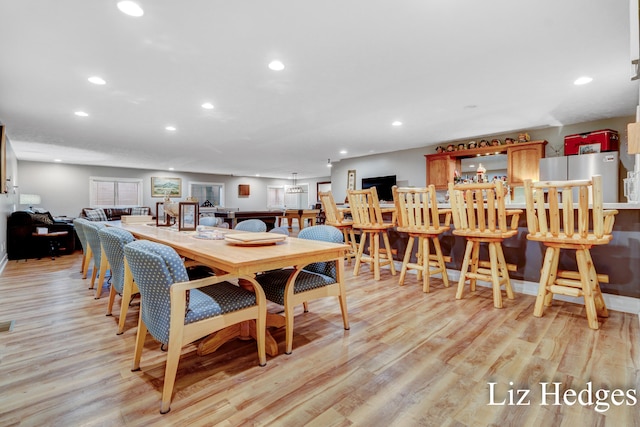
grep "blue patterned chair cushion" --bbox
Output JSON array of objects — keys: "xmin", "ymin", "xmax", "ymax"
[
  {"xmin": 256, "ymin": 268, "xmax": 336, "ymax": 306},
  {"xmin": 85, "ymin": 208, "xmax": 108, "ymax": 221},
  {"xmin": 124, "ymin": 240, "xmax": 257, "ymax": 345},
  {"xmin": 98, "ymin": 227, "xmax": 135, "ymax": 294}
]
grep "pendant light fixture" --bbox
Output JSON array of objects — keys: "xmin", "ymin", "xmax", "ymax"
[{"xmin": 286, "ymin": 172, "xmax": 305, "ymax": 193}]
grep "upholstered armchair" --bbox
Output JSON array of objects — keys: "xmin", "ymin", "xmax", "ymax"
[
  {"xmin": 81, "ymin": 221, "xmax": 107, "ymax": 292},
  {"xmin": 256, "ymin": 225, "xmax": 349, "ymax": 354},
  {"xmin": 73, "ymin": 218, "xmax": 90, "ymax": 275},
  {"xmin": 98, "ymin": 227, "xmax": 137, "ymax": 334},
  {"xmin": 123, "ymin": 240, "xmax": 267, "ymax": 414}
]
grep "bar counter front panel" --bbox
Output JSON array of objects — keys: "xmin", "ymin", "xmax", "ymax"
[{"xmin": 382, "ymin": 204, "xmax": 640, "ymax": 299}]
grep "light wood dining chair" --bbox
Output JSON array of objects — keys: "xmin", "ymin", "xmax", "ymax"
[
  {"xmin": 523, "ymin": 175, "xmax": 618, "ymax": 329},
  {"xmin": 448, "ymin": 180, "xmax": 522, "ymax": 308},
  {"xmin": 347, "ymin": 187, "xmax": 397, "ymax": 280},
  {"xmin": 255, "ymin": 225, "xmax": 349, "ymax": 354},
  {"xmin": 124, "ymin": 240, "xmax": 266, "ymax": 414},
  {"xmin": 392, "ymin": 185, "xmax": 451, "ymax": 292},
  {"xmin": 318, "ymin": 191, "xmax": 357, "ymax": 264},
  {"xmin": 98, "ymin": 227, "xmax": 138, "ymax": 334},
  {"xmin": 82, "ymin": 221, "xmax": 108, "ymax": 293}
]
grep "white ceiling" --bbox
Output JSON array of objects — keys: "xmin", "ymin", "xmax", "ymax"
[{"xmin": 0, "ymin": 0, "xmax": 638, "ymax": 179}]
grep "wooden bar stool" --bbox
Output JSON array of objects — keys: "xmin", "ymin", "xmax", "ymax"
[
  {"xmin": 392, "ymin": 185, "xmax": 451, "ymax": 292},
  {"xmin": 448, "ymin": 180, "xmax": 522, "ymax": 308},
  {"xmin": 347, "ymin": 187, "xmax": 397, "ymax": 280},
  {"xmin": 523, "ymin": 175, "xmax": 618, "ymax": 329},
  {"xmin": 318, "ymin": 191, "xmax": 357, "ymax": 264}
]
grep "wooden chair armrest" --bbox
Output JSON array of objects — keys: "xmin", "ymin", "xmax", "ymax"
[
  {"xmin": 506, "ymin": 209, "xmax": 523, "ymax": 230},
  {"xmin": 439, "ymin": 208, "xmax": 452, "ymax": 227},
  {"xmin": 172, "ymin": 273, "xmax": 255, "ymax": 292},
  {"xmin": 603, "ymin": 209, "xmax": 618, "ymax": 234}
]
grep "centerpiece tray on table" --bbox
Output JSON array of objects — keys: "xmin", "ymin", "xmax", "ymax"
[{"xmin": 224, "ymin": 232, "xmax": 287, "ymax": 246}]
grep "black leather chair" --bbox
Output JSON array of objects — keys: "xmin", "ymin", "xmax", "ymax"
[{"xmin": 7, "ymin": 211, "xmax": 75, "ymax": 260}]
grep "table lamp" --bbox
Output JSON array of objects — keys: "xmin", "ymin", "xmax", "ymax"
[{"xmin": 20, "ymin": 194, "xmax": 41, "ymax": 211}]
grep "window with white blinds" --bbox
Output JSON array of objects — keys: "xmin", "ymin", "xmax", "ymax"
[
  {"xmin": 89, "ymin": 177, "xmax": 143, "ymax": 207},
  {"xmin": 267, "ymin": 186, "xmax": 285, "ymax": 208}
]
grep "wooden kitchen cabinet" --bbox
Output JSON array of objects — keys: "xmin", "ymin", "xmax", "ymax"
[
  {"xmin": 507, "ymin": 141, "xmax": 546, "ymax": 187},
  {"xmin": 425, "ymin": 140, "xmax": 546, "ymax": 189},
  {"xmin": 426, "ymin": 155, "xmax": 460, "ymax": 190}
]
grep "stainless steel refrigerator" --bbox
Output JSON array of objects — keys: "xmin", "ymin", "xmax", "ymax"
[{"xmin": 539, "ymin": 151, "xmax": 619, "ymax": 203}]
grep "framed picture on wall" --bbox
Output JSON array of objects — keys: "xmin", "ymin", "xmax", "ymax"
[
  {"xmin": 151, "ymin": 177, "xmax": 182, "ymax": 197},
  {"xmin": 238, "ymin": 184, "xmax": 250, "ymax": 197},
  {"xmin": 347, "ymin": 170, "xmax": 356, "ymax": 191}
]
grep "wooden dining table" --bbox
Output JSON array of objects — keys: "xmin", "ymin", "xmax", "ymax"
[{"xmin": 116, "ymin": 222, "xmax": 347, "ymax": 357}]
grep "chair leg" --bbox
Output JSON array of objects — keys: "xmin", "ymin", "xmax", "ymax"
[
  {"xmin": 416, "ymin": 236, "xmax": 424, "ymax": 282},
  {"xmin": 399, "ymin": 236, "xmax": 414, "ymax": 286},
  {"xmin": 456, "ymin": 240, "xmax": 475, "ymax": 300},
  {"xmin": 421, "ymin": 236, "xmax": 431, "ymax": 293},
  {"xmin": 107, "ymin": 282, "xmax": 117, "ymax": 316},
  {"xmin": 255, "ymin": 307, "xmax": 267, "ymax": 366},
  {"xmin": 469, "ymin": 241, "xmax": 480, "ymax": 292},
  {"xmin": 495, "ymin": 242, "xmax": 514, "ymax": 300},
  {"xmin": 80, "ymin": 250, "xmax": 86, "ymax": 273},
  {"xmin": 381, "ymin": 231, "xmax": 396, "ymax": 276},
  {"xmin": 95, "ymin": 256, "xmax": 109, "ymax": 299},
  {"xmin": 348, "ymin": 228, "xmax": 358, "ymax": 264},
  {"xmin": 353, "ymin": 232, "xmax": 368, "ymax": 276},
  {"xmin": 89, "ymin": 265, "xmax": 98, "ymax": 289},
  {"xmin": 534, "ymin": 246, "xmax": 559, "ymax": 317},
  {"xmin": 432, "ymin": 236, "xmax": 449, "ymax": 288},
  {"xmin": 82, "ymin": 247, "xmax": 92, "ymax": 279},
  {"xmin": 584, "ymin": 249, "xmax": 608, "ymax": 318},
  {"xmin": 284, "ymin": 298, "xmax": 296, "ymax": 355},
  {"xmin": 577, "ymin": 249, "xmax": 599, "ymax": 330},
  {"xmin": 372, "ymin": 232, "xmax": 381, "ymax": 281},
  {"xmin": 488, "ymin": 242, "xmax": 503, "ymax": 309},
  {"xmin": 160, "ymin": 336, "xmax": 182, "ymax": 414}
]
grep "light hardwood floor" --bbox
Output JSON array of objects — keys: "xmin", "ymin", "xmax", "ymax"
[{"xmin": 1, "ymin": 252, "xmax": 638, "ymax": 426}]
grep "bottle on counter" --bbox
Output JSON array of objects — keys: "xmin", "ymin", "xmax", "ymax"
[{"xmin": 476, "ymin": 163, "xmax": 487, "ymax": 183}]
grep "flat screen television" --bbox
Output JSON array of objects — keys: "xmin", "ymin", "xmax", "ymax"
[{"xmin": 361, "ymin": 175, "xmax": 396, "ymax": 201}]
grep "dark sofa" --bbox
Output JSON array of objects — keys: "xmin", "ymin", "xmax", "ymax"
[
  {"xmin": 7, "ymin": 211, "xmax": 76, "ymax": 260},
  {"xmin": 79, "ymin": 207, "xmax": 151, "ymax": 221}
]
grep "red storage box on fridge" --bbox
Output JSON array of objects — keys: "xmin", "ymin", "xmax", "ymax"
[{"xmin": 564, "ymin": 129, "xmax": 619, "ymax": 155}]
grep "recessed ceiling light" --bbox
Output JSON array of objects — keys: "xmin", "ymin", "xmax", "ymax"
[
  {"xmin": 165, "ymin": 126, "xmax": 176, "ymax": 131},
  {"xmin": 255, "ymin": 174, "xmax": 260, "ymax": 177},
  {"xmin": 340, "ymin": 150, "xmax": 347, "ymax": 155},
  {"xmin": 574, "ymin": 76, "xmax": 593, "ymax": 85},
  {"xmin": 117, "ymin": 1, "xmax": 144, "ymax": 17},
  {"xmin": 74, "ymin": 111, "xmax": 89, "ymax": 117},
  {"xmin": 268, "ymin": 60, "xmax": 285, "ymax": 71},
  {"xmin": 168, "ymin": 167, "xmax": 175, "ymax": 171},
  {"xmin": 201, "ymin": 102, "xmax": 214, "ymax": 110},
  {"xmin": 53, "ymin": 159, "xmax": 62, "ymax": 162},
  {"xmin": 392, "ymin": 121, "xmax": 403, "ymax": 126},
  {"xmin": 88, "ymin": 76, "xmax": 106, "ymax": 85}
]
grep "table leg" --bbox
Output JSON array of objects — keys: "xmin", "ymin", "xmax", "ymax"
[{"xmin": 197, "ymin": 320, "xmax": 279, "ymax": 357}]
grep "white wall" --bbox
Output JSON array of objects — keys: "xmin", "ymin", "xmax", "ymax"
[{"xmin": 15, "ymin": 162, "xmax": 330, "ymax": 217}]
